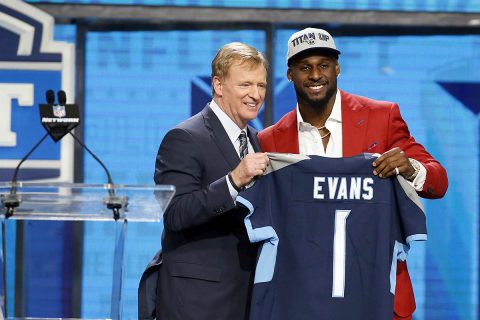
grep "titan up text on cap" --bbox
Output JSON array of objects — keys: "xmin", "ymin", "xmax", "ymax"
[{"xmin": 287, "ymin": 28, "xmax": 341, "ymax": 65}]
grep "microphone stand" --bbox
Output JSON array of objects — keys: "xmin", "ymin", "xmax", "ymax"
[
  {"xmin": 1, "ymin": 133, "xmax": 50, "ymax": 218},
  {"xmin": 2, "ymin": 90, "xmax": 124, "ymax": 220},
  {"xmin": 68, "ymin": 132, "xmax": 124, "ymax": 220}
]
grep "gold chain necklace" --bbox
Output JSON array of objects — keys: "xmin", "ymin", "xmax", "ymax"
[{"xmin": 315, "ymin": 126, "xmax": 331, "ymax": 139}]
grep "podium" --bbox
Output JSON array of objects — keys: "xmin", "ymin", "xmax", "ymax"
[{"xmin": 0, "ymin": 182, "xmax": 175, "ymax": 319}]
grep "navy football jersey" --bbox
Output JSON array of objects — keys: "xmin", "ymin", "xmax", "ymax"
[{"xmin": 237, "ymin": 153, "xmax": 427, "ymax": 320}]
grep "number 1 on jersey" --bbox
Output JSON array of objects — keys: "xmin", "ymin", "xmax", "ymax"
[{"xmin": 332, "ymin": 209, "xmax": 351, "ymax": 298}]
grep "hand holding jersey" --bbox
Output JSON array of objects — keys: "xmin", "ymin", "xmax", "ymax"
[
  {"xmin": 237, "ymin": 153, "xmax": 427, "ymax": 320},
  {"xmin": 230, "ymin": 152, "xmax": 270, "ymax": 190},
  {"xmin": 373, "ymin": 147, "xmax": 418, "ymax": 180}
]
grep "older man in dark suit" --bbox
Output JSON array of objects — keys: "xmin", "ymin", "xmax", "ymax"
[{"xmin": 153, "ymin": 42, "xmax": 269, "ymax": 320}]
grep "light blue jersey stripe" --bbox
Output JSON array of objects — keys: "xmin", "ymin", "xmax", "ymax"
[
  {"xmin": 390, "ymin": 242, "xmax": 403, "ymax": 294},
  {"xmin": 389, "ymin": 237, "xmax": 423, "ymax": 295},
  {"xmin": 406, "ymin": 233, "xmax": 427, "ymax": 243},
  {"xmin": 237, "ymin": 195, "xmax": 279, "ymax": 284}
]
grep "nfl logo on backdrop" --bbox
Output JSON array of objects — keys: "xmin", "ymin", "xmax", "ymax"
[{"xmin": 0, "ymin": 0, "xmax": 75, "ymax": 182}]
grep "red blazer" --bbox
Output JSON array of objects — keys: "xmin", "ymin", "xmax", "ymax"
[{"xmin": 258, "ymin": 90, "xmax": 448, "ymax": 319}]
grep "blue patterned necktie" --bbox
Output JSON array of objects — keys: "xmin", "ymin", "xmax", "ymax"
[{"xmin": 239, "ymin": 131, "xmax": 248, "ymax": 159}]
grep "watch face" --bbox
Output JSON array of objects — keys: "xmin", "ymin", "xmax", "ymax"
[
  {"xmin": 408, "ymin": 159, "xmax": 420, "ymax": 180},
  {"xmin": 412, "ymin": 160, "xmax": 420, "ymax": 171}
]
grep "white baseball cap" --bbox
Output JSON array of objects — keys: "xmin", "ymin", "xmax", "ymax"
[{"xmin": 287, "ymin": 27, "xmax": 340, "ymax": 65}]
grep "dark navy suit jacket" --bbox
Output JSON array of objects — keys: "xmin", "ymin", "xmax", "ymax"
[{"xmin": 143, "ymin": 104, "xmax": 261, "ymax": 320}]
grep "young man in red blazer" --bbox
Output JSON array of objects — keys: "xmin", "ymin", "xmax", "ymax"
[{"xmin": 258, "ymin": 28, "xmax": 448, "ymax": 319}]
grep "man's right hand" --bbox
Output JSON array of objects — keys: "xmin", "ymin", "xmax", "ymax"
[{"xmin": 230, "ymin": 152, "xmax": 269, "ymax": 189}]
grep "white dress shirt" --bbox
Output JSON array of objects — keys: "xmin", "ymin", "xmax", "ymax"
[
  {"xmin": 296, "ymin": 90, "xmax": 426, "ymax": 191},
  {"xmin": 297, "ymin": 90, "xmax": 343, "ymax": 157}
]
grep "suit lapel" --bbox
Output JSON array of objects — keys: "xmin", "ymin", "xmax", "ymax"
[
  {"xmin": 341, "ymin": 90, "xmax": 370, "ymax": 157},
  {"xmin": 202, "ymin": 104, "xmax": 240, "ymax": 170},
  {"xmin": 247, "ymin": 126, "xmax": 262, "ymax": 152},
  {"xmin": 273, "ymin": 110, "xmax": 300, "ymax": 153}
]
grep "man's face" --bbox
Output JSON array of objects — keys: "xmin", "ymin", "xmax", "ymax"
[
  {"xmin": 213, "ymin": 61, "xmax": 267, "ymax": 128},
  {"xmin": 287, "ymin": 53, "xmax": 339, "ymax": 109}
]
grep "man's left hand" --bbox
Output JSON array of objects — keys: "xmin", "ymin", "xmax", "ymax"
[{"xmin": 372, "ymin": 147, "xmax": 415, "ymax": 179}]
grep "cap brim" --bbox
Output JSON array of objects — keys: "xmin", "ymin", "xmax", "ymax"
[{"xmin": 288, "ymin": 47, "xmax": 341, "ymax": 65}]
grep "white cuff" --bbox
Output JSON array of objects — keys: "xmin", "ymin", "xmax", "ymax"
[{"xmin": 226, "ymin": 174, "xmax": 239, "ymax": 201}]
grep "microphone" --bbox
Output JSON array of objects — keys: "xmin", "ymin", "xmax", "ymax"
[
  {"xmin": 57, "ymin": 90, "xmax": 66, "ymax": 106},
  {"xmin": 40, "ymin": 90, "xmax": 80, "ymax": 142},
  {"xmin": 46, "ymin": 90, "xmax": 55, "ymax": 104},
  {"xmin": 2, "ymin": 90, "xmax": 123, "ymax": 219}
]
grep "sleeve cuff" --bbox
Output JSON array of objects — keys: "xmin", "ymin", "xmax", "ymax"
[
  {"xmin": 410, "ymin": 159, "xmax": 427, "ymax": 192},
  {"xmin": 226, "ymin": 174, "xmax": 239, "ymax": 201}
]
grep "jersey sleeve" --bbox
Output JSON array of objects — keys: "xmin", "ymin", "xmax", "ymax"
[
  {"xmin": 395, "ymin": 176, "xmax": 427, "ymax": 242},
  {"xmin": 391, "ymin": 175, "xmax": 427, "ymax": 262},
  {"xmin": 236, "ymin": 177, "xmax": 279, "ymax": 284}
]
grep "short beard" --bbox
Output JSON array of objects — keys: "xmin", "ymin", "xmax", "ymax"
[{"xmin": 294, "ymin": 82, "xmax": 337, "ymax": 114}]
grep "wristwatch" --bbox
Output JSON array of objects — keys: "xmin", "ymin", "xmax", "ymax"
[
  {"xmin": 228, "ymin": 171, "xmax": 244, "ymax": 192},
  {"xmin": 406, "ymin": 159, "xmax": 420, "ymax": 181}
]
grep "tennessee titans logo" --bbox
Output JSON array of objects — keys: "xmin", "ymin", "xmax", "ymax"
[
  {"xmin": 0, "ymin": 0, "xmax": 75, "ymax": 182},
  {"xmin": 306, "ymin": 32, "xmax": 316, "ymax": 45}
]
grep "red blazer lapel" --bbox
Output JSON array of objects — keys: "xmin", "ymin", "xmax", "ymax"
[
  {"xmin": 265, "ymin": 94, "xmax": 372, "ymax": 157},
  {"xmin": 341, "ymin": 90, "xmax": 370, "ymax": 157},
  {"xmin": 273, "ymin": 110, "xmax": 300, "ymax": 153}
]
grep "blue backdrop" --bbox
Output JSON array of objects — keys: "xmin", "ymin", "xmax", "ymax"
[
  {"xmin": 1, "ymin": 22, "xmax": 476, "ymax": 319},
  {"xmin": 78, "ymin": 29, "xmax": 478, "ymax": 319},
  {"xmin": 26, "ymin": 0, "xmax": 480, "ymax": 12}
]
